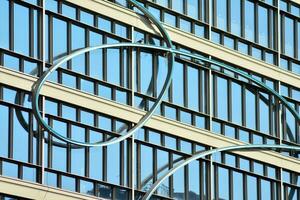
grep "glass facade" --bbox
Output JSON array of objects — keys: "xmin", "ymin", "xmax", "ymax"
[{"xmin": 0, "ymin": 0, "xmax": 299, "ymax": 200}]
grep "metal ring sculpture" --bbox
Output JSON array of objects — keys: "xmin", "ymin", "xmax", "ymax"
[{"xmin": 30, "ymin": 0, "xmax": 300, "ymax": 199}]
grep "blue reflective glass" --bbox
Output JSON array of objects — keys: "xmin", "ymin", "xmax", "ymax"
[
  {"xmin": 224, "ymin": 36, "xmax": 234, "ymax": 49},
  {"xmin": 81, "ymin": 11, "xmax": 94, "ymax": 26},
  {"xmin": 195, "ymin": 24, "xmax": 205, "ymax": 38},
  {"xmin": 157, "ymin": 56, "xmax": 168, "ymax": 101},
  {"xmin": 107, "ymin": 39, "xmax": 120, "ymax": 85},
  {"xmin": 71, "ymin": 125, "xmax": 85, "ymax": 176},
  {"xmin": 173, "ymin": 162, "xmax": 184, "ymax": 198},
  {"xmin": 233, "ymin": 171, "xmax": 243, "ymax": 200},
  {"xmin": 61, "ymin": 176, "xmax": 76, "ymax": 192},
  {"xmin": 62, "ymin": 3, "xmax": 76, "ymax": 20},
  {"xmin": 217, "ymin": 77, "xmax": 228, "ymax": 120},
  {"xmin": 99, "ymin": 84, "xmax": 112, "ymax": 100},
  {"xmin": 216, "ymin": 0, "xmax": 227, "ymax": 31},
  {"xmin": 239, "ymin": 129, "xmax": 250, "ymax": 143},
  {"xmin": 80, "ymin": 180, "xmax": 94, "ymax": 195},
  {"xmin": 52, "ymin": 120, "xmax": 67, "ymax": 171},
  {"xmin": 259, "ymin": 92, "xmax": 270, "ymax": 134},
  {"xmin": 284, "ymin": 16, "xmax": 294, "ymax": 57},
  {"xmin": 14, "ymin": 4, "xmax": 29, "ymax": 56},
  {"xmin": 62, "ymin": 73, "xmax": 76, "ymax": 89},
  {"xmin": 81, "ymin": 79, "xmax": 94, "ymax": 94},
  {"xmin": 62, "ymin": 104, "xmax": 76, "ymax": 121},
  {"xmin": 265, "ymin": 52, "xmax": 274, "ymax": 65},
  {"xmin": 0, "ymin": 105, "xmax": 9, "ymax": 157},
  {"xmin": 89, "ymin": 130, "xmax": 103, "ymax": 180},
  {"xmin": 252, "ymin": 47, "xmax": 262, "ymax": 60},
  {"xmin": 4, "ymin": 54, "xmax": 19, "ymax": 71},
  {"xmin": 46, "ymin": 0, "xmax": 57, "ymax": 12},
  {"xmin": 45, "ymin": 100, "xmax": 58, "ymax": 116},
  {"xmin": 89, "ymin": 31, "xmax": 103, "ymax": 80},
  {"xmin": 188, "ymin": 161, "xmax": 200, "ymax": 198},
  {"xmin": 181, "ymin": 140, "xmax": 192, "ymax": 154},
  {"xmin": 173, "ymin": 62, "xmax": 184, "ymax": 106},
  {"xmin": 187, "ymin": 0, "xmax": 198, "ymax": 19},
  {"xmin": 140, "ymin": 52, "xmax": 153, "ymax": 95},
  {"xmin": 258, "ymin": 6, "xmax": 269, "ymax": 47},
  {"xmin": 164, "ymin": 105, "xmax": 176, "ymax": 120},
  {"xmin": 172, "ymin": 0, "xmax": 183, "ymax": 13},
  {"xmin": 44, "ymin": 171, "xmax": 57, "ymax": 187},
  {"xmin": 212, "ymin": 121, "xmax": 221, "ymax": 134},
  {"xmin": 187, "ymin": 66, "xmax": 199, "ymax": 111},
  {"xmin": 0, "ymin": 0, "xmax": 9, "ymax": 49},
  {"xmin": 72, "ymin": 25, "xmax": 86, "ymax": 74},
  {"xmin": 218, "ymin": 167, "xmax": 229, "ymax": 199},
  {"xmin": 157, "ymin": 0, "xmax": 168, "ymax": 7},
  {"xmin": 245, "ymin": 89, "xmax": 256, "ymax": 130},
  {"xmin": 164, "ymin": 12, "xmax": 176, "ymax": 27},
  {"xmin": 232, "ymin": 82, "xmax": 242, "ymax": 125},
  {"xmin": 24, "ymin": 60, "xmax": 38, "ymax": 75},
  {"xmin": 247, "ymin": 176, "xmax": 258, "ymax": 200},
  {"xmin": 238, "ymin": 42, "xmax": 248, "ymax": 55},
  {"xmin": 292, "ymin": 62, "xmax": 300, "ymax": 74},
  {"xmin": 115, "ymin": 23, "xmax": 128, "ymax": 38},
  {"xmin": 225, "ymin": 125, "xmax": 235, "ymax": 139},
  {"xmin": 13, "ymin": 110, "xmax": 29, "ymax": 162},
  {"xmin": 98, "ymin": 17, "xmax": 111, "ymax": 32},
  {"xmin": 211, "ymin": 31, "xmax": 221, "ymax": 44},
  {"xmin": 180, "ymin": 18, "xmax": 191, "ymax": 32},
  {"xmin": 157, "ymin": 150, "xmax": 169, "ymax": 196},
  {"xmin": 180, "ymin": 110, "xmax": 192, "ymax": 125},
  {"xmin": 141, "ymin": 145, "xmax": 153, "ymax": 190},
  {"xmin": 148, "ymin": 130, "xmax": 161, "ymax": 145},
  {"xmin": 53, "ymin": 18, "xmax": 67, "ymax": 60},
  {"xmin": 2, "ymin": 161, "xmax": 18, "ymax": 179},
  {"xmin": 23, "ymin": 166, "xmax": 36, "ymax": 182},
  {"xmin": 231, "ymin": 0, "xmax": 241, "ymax": 36},
  {"xmin": 148, "ymin": 6, "xmax": 161, "ymax": 20},
  {"xmin": 245, "ymin": 0, "xmax": 255, "ymax": 41}
]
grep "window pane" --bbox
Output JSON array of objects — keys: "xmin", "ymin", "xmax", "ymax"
[
  {"xmin": 0, "ymin": 105, "xmax": 9, "ymax": 157},
  {"xmin": 140, "ymin": 52, "xmax": 153, "ymax": 95},
  {"xmin": 232, "ymin": 82, "xmax": 242, "ymax": 125},
  {"xmin": 283, "ymin": 16, "xmax": 294, "ymax": 57},
  {"xmin": 245, "ymin": 0, "xmax": 255, "ymax": 41},
  {"xmin": 231, "ymin": 0, "xmax": 241, "ymax": 36},
  {"xmin": 217, "ymin": 76, "xmax": 228, "ymax": 120},
  {"xmin": 216, "ymin": 0, "xmax": 227, "ymax": 31},
  {"xmin": 172, "ymin": 62, "xmax": 184, "ymax": 106},
  {"xmin": 218, "ymin": 167, "xmax": 229, "ymax": 199},
  {"xmin": 107, "ymin": 143, "xmax": 120, "ymax": 185},
  {"xmin": 71, "ymin": 125, "xmax": 85, "ymax": 176},
  {"xmin": 71, "ymin": 25, "xmax": 86, "ymax": 74},
  {"xmin": 0, "ymin": 0, "xmax": 9, "ymax": 49},
  {"xmin": 14, "ymin": 4, "xmax": 29, "ymax": 56},
  {"xmin": 258, "ymin": 6, "xmax": 269, "ymax": 47},
  {"xmin": 187, "ymin": 0, "xmax": 198, "ymax": 19},
  {"xmin": 140, "ymin": 145, "xmax": 153, "ymax": 190},
  {"xmin": 233, "ymin": 171, "xmax": 243, "ymax": 200},
  {"xmin": 188, "ymin": 66, "xmax": 199, "ymax": 111},
  {"xmin": 53, "ymin": 18, "xmax": 67, "ymax": 60},
  {"xmin": 13, "ymin": 109, "xmax": 29, "ymax": 162},
  {"xmin": 245, "ymin": 89, "xmax": 256, "ymax": 130}
]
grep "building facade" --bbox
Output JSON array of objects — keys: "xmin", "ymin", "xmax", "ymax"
[{"xmin": 0, "ymin": 0, "xmax": 300, "ymax": 199}]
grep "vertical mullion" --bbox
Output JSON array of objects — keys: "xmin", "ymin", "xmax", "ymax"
[
  {"xmin": 85, "ymin": 129, "xmax": 90, "ymax": 178},
  {"xmin": 9, "ymin": 1, "xmax": 14, "ymax": 51},
  {"xmin": 254, "ymin": 2, "xmax": 259, "ymax": 44},
  {"xmin": 229, "ymin": 169, "xmax": 233, "ymax": 200},
  {"xmin": 120, "ymin": 141, "xmax": 124, "ymax": 186},
  {"xmin": 184, "ymin": 64, "xmax": 188, "ymax": 108},
  {"xmin": 66, "ymin": 123, "xmax": 71, "ymax": 173},
  {"xmin": 294, "ymin": 19, "xmax": 298, "ymax": 59},
  {"xmin": 199, "ymin": 69, "xmax": 203, "ymax": 113},
  {"xmin": 281, "ymin": 14, "xmax": 285, "ymax": 55},
  {"xmin": 227, "ymin": 0, "xmax": 231, "ymax": 32},
  {"xmin": 268, "ymin": 8, "xmax": 273, "ymax": 49},
  {"xmin": 29, "ymin": 8, "xmax": 34, "ymax": 57},
  {"xmin": 85, "ymin": 29, "xmax": 90, "ymax": 76},
  {"xmin": 184, "ymin": 165, "xmax": 189, "ymax": 200},
  {"xmin": 29, "ymin": 113, "xmax": 33, "ymax": 164},
  {"xmin": 8, "ymin": 107, "xmax": 14, "ymax": 159},
  {"xmin": 242, "ymin": 85, "xmax": 246, "ymax": 127},
  {"xmin": 228, "ymin": 79, "xmax": 232, "ymax": 122},
  {"xmin": 241, "ymin": 0, "xmax": 245, "ymax": 38},
  {"xmin": 256, "ymin": 91, "xmax": 260, "ymax": 132}
]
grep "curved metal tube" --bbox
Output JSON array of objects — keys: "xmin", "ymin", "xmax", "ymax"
[
  {"xmin": 32, "ymin": 42, "xmax": 300, "ymax": 146},
  {"xmin": 31, "ymin": 0, "xmax": 174, "ymax": 147},
  {"xmin": 142, "ymin": 144, "xmax": 300, "ymax": 200}
]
